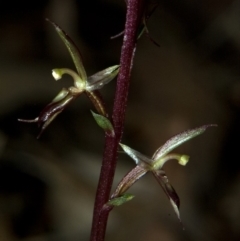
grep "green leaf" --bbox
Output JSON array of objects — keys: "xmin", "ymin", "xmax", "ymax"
[
  {"xmin": 107, "ymin": 193, "xmax": 134, "ymax": 206},
  {"xmin": 91, "ymin": 111, "xmax": 114, "ymax": 135},
  {"xmin": 152, "ymin": 124, "xmax": 217, "ymax": 161},
  {"xmin": 47, "ymin": 19, "xmax": 87, "ymax": 81}
]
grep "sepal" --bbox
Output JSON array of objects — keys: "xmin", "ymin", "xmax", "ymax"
[
  {"xmin": 18, "ymin": 90, "xmax": 75, "ymax": 138},
  {"xmin": 86, "ymin": 65, "xmax": 119, "ymax": 91},
  {"xmin": 152, "ymin": 124, "xmax": 217, "ymax": 161},
  {"xmin": 46, "ymin": 19, "xmax": 87, "ymax": 81}
]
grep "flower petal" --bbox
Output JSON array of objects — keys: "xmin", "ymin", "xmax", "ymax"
[
  {"xmin": 47, "ymin": 19, "xmax": 87, "ymax": 81},
  {"xmin": 84, "ymin": 90, "xmax": 108, "ymax": 117},
  {"xmin": 51, "ymin": 88, "xmax": 69, "ymax": 102},
  {"xmin": 37, "ymin": 93, "xmax": 75, "ymax": 138},
  {"xmin": 111, "ymin": 165, "xmax": 147, "ymax": 198},
  {"xmin": 86, "ymin": 65, "xmax": 119, "ymax": 91},
  {"xmin": 152, "ymin": 124, "xmax": 217, "ymax": 161},
  {"xmin": 52, "ymin": 68, "xmax": 86, "ymax": 90},
  {"xmin": 119, "ymin": 143, "xmax": 152, "ymax": 166},
  {"xmin": 152, "ymin": 170, "xmax": 181, "ymax": 221},
  {"xmin": 152, "ymin": 154, "xmax": 189, "ymax": 170},
  {"xmin": 19, "ymin": 92, "xmax": 76, "ymax": 138}
]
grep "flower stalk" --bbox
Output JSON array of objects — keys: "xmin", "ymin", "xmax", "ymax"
[
  {"xmin": 90, "ymin": 0, "xmax": 146, "ymax": 240},
  {"xmin": 17, "ymin": 1, "xmax": 217, "ymax": 240}
]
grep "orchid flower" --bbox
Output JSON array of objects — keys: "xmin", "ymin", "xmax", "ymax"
[
  {"xmin": 18, "ymin": 20, "xmax": 119, "ymax": 138},
  {"xmin": 110, "ymin": 124, "xmax": 216, "ymax": 221}
]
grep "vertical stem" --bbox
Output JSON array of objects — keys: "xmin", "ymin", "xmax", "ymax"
[{"xmin": 90, "ymin": 0, "xmax": 145, "ymax": 240}]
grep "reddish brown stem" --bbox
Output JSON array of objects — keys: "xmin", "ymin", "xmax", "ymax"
[{"xmin": 89, "ymin": 1, "xmax": 145, "ymax": 241}]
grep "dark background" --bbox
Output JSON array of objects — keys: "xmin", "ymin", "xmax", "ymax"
[{"xmin": 0, "ymin": 0, "xmax": 240, "ymax": 240}]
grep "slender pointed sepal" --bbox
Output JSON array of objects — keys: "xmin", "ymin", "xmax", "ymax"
[
  {"xmin": 46, "ymin": 19, "xmax": 87, "ymax": 81},
  {"xmin": 152, "ymin": 124, "xmax": 217, "ymax": 161},
  {"xmin": 86, "ymin": 65, "xmax": 119, "ymax": 91},
  {"xmin": 37, "ymin": 93, "xmax": 75, "ymax": 138},
  {"xmin": 18, "ymin": 91, "xmax": 76, "ymax": 138},
  {"xmin": 51, "ymin": 88, "xmax": 69, "ymax": 102},
  {"xmin": 119, "ymin": 143, "xmax": 152, "ymax": 167},
  {"xmin": 111, "ymin": 165, "xmax": 147, "ymax": 198},
  {"xmin": 85, "ymin": 90, "xmax": 108, "ymax": 117},
  {"xmin": 152, "ymin": 170, "xmax": 181, "ymax": 221}
]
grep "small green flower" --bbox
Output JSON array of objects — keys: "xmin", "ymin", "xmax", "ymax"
[
  {"xmin": 18, "ymin": 20, "xmax": 119, "ymax": 138},
  {"xmin": 111, "ymin": 124, "xmax": 216, "ymax": 221}
]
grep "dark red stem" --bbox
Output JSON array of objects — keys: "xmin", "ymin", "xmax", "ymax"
[{"xmin": 90, "ymin": 1, "xmax": 145, "ymax": 241}]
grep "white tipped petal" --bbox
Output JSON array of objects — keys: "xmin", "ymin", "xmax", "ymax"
[
  {"xmin": 152, "ymin": 154, "xmax": 189, "ymax": 170},
  {"xmin": 52, "ymin": 69, "xmax": 62, "ymax": 80},
  {"xmin": 178, "ymin": 155, "xmax": 189, "ymax": 166}
]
